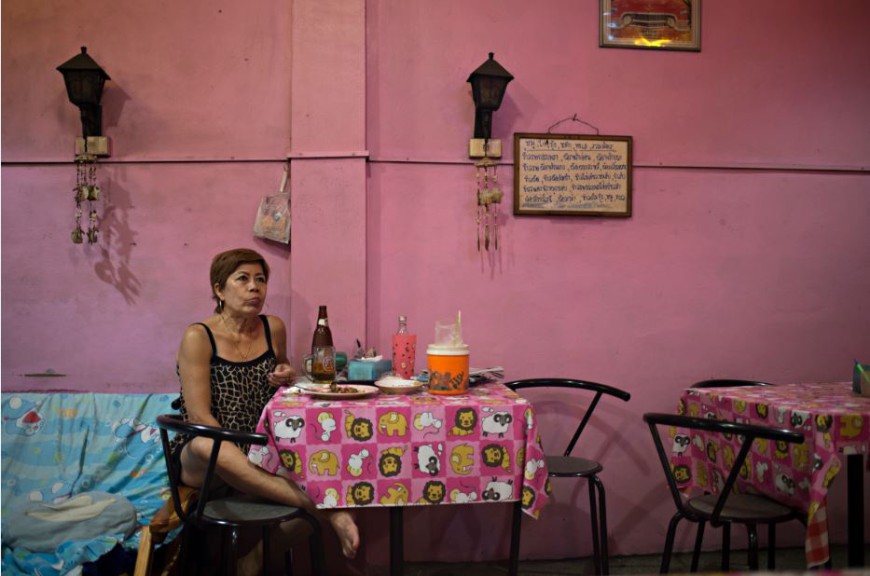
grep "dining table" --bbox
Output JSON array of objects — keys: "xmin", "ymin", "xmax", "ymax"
[
  {"xmin": 250, "ymin": 380, "xmax": 551, "ymax": 576},
  {"xmin": 676, "ymin": 382, "xmax": 869, "ymax": 568}
]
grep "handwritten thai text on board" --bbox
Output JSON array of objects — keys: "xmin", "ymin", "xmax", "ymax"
[{"xmin": 513, "ymin": 134, "xmax": 632, "ymax": 216}]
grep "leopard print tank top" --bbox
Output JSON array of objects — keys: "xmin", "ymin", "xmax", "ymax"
[{"xmin": 169, "ymin": 315, "xmax": 277, "ymax": 456}]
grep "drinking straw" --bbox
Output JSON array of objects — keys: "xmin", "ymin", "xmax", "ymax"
[
  {"xmin": 856, "ymin": 359, "xmax": 869, "ymax": 383},
  {"xmin": 456, "ymin": 310, "xmax": 462, "ymax": 345}
]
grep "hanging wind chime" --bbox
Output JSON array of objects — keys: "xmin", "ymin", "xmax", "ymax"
[
  {"xmin": 467, "ymin": 52, "xmax": 513, "ymax": 253},
  {"xmin": 57, "ymin": 46, "xmax": 111, "ymax": 246},
  {"xmin": 72, "ymin": 153, "xmax": 100, "ymax": 244},
  {"xmin": 475, "ymin": 157, "xmax": 503, "ymax": 251}
]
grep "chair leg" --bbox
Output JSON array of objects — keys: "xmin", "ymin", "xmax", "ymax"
[
  {"xmin": 179, "ymin": 525, "xmax": 192, "ymax": 575},
  {"xmin": 661, "ymin": 513, "xmax": 684, "ymax": 574},
  {"xmin": 195, "ymin": 526, "xmax": 211, "ymax": 576},
  {"xmin": 690, "ymin": 520, "xmax": 705, "ymax": 572},
  {"xmin": 747, "ymin": 524, "xmax": 759, "ymax": 570},
  {"xmin": 509, "ymin": 500, "xmax": 522, "ymax": 576},
  {"xmin": 227, "ymin": 528, "xmax": 239, "ymax": 576},
  {"xmin": 588, "ymin": 479, "xmax": 601, "ymax": 575},
  {"xmin": 767, "ymin": 523, "xmax": 776, "ymax": 570},
  {"xmin": 262, "ymin": 526, "xmax": 271, "ymax": 576},
  {"xmin": 305, "ymin": 514, "xmax": 326, "ymax": 576},
  {"xmin": 592, "ymin": 475, "xmax": 609, "ymax": 575},
  {"xmin": 277, "ymin": 524, "xmax": 295, "ymax": 576},
  {"xmin": 180, "ymin": 524, "xmax": 207, "ymax": 575},
  {"xmin": 133, "ymin": 526, "xmax": 154, "ymax": 576},
  {"xmin": 720, "ymin": 523, "xmax": 730, "ymax": 572}
]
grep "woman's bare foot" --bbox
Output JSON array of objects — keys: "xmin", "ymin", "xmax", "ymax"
[{"xmin": 328, "ymin": 510, "xmax": 360, "ymax": 559}]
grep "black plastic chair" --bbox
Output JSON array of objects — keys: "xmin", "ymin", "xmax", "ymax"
[
  {"xmin": 644, "ymin": 412, "xmax": 805, "ymax": 573},
  {"xmin": 691, "ymin": 379, "xmax": 776, "ymax": 388},
  {"xmin": 155, "ymin": 414, "xmax": 325, "ymax": 576},
  {"xmin": 506, "ymin": 379, "xmax": 631, "ymax": 575}
]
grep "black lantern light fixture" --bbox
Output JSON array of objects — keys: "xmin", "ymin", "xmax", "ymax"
[
  {"xmin": 58, "ymin": 46, "xmax": 111, "ymax": 246},
  {"xmin": 467, "ymin": 52, "xmax": 513, "ymax": 159},
  {"xmin": 466, "ymin": 53, "xmax": 513, "ymax": 253},
  {"xmin": 57, "ymin": 46, "xmax": 111, "ymax": 156}
]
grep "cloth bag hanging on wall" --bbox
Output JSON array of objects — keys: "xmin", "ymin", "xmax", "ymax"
[{"xmin": 253, "ymin": 166, "xmax": 291, "ymax": 244}]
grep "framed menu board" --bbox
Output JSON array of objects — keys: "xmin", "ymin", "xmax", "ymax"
[{"xmin": 513, "ymin": 133, "xmax": 632, "ymax": 217}]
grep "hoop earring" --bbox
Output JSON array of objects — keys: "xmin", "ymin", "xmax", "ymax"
[{"xmin": 218, "ymin": 299, "xmax": 224, "ymax": 312}]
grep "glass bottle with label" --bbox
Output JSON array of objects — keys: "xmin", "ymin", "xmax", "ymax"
[
  {"xmin": 391, "ymin": 314, "xmax": 417, "ymax": 379},
  {"xmin": 310, "ymin": 305, "xmax": 336, "ymax": 383}
]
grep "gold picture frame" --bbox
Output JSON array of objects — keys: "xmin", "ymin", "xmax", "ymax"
[{"xmin": 600, "ymin": 0, "xmax": 701, "ymax": 51}]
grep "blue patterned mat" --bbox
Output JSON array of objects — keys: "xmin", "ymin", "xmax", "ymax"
[{"xmin": 1, "ymin": 392, "xmax": 173, "ymax": 575}]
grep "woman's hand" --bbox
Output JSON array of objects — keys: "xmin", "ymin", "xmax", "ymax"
[{"xmin": 268, "ymin": 362, "xmax": 295, "ymax": 387}]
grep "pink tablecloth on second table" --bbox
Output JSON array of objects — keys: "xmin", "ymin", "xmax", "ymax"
[
  {"xmin": 677, "ymin": 382, "xmax": 870, "ymax": 567},
  {"xmin": 251, "ymin": 382, "xmax": 551, "ymax": 519}
]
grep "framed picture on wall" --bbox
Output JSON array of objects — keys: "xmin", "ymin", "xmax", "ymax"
[
  {"xmin": 600, "ymin": 0, "xmax": 701, "ymax": 51},
  {"xmin": 513, "ymin": 133, "xmax": 633, "ymax": 217}
]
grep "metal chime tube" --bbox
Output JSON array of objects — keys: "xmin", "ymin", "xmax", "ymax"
[
  {"xmin": 475, "ymin": 158, "xmax": 502, "ymax": 252},
  {"xmin": 72, "ymin": 153, "xmax": 100, "ymax": 244}
]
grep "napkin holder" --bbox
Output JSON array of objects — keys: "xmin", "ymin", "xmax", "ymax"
[{"xmin": 349, "ymin": 358, "xmax": 392, "ymax": 381}]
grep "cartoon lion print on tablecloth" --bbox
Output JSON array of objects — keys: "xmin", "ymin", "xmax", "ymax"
[
  {"xmin": 378, "ymin": 447, "xmax": 404, "ymax": 477},
  {"xmin": 345, "ymin": 411, "xmax": 374, "ymax": 442},
  {"xmin": 450, "ymin": 407, "xmax": 477, "ymax": 436}
]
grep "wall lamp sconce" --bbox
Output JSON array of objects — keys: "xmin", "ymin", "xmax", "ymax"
[
  {"xmin": 58, "ymin": 46, "xmax": 111, "ymax": 245},
  {"xmin": 57, "ymin": 46, "xmax": 111, "ymax": 157},
  {"xmin": 467, "ymin": 53, "xmax": 513, "ymax": 252},
  {"xmin": 467, "ymin": 52, "xmax": 513, "ymax": 159}
]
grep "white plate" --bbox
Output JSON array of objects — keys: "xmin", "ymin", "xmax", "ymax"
[
  {"xmin": 298, "ymin": 383, "xmax": 380, "ymax": 399},
  {"xmin": 376, "ymin": 378, "xmax": 423, "ymax": 395}
]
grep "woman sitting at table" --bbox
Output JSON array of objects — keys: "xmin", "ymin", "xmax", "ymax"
[{"xmin": 169, "ymin": 247, "xmax": 359, "ymax": 561}]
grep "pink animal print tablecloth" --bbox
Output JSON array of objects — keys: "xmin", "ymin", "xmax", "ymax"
[
  {"xmin": 677, "ymin": 382, "xmax": 870, "ymax": 567},
  {"xmin": 251, "ymin": 382, "xmax": 551, "ymax": 519}
]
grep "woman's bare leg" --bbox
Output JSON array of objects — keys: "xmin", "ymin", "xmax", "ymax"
[
  {"xmin": 181, "ymin": 437, "xmax": 312, "ymax": 507},
  {"xmin": 181, "ymin": 437, "xmax": 360, "ymax": 558}
]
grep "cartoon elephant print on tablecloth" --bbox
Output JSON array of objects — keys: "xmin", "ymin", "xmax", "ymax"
[{"xmin": 309, "ymin": 450, "xmax": 340, "ymax": 476}]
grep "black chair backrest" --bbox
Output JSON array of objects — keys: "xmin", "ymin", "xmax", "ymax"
[
  {"xmin": 506, "ymin": 379, "xmax": 631, "ymax": 457},
  {"xmin": 691, "ymin": 379, "xmax": 776, "ymax": 388},
  {"xmin": 643, "ymin": 412, "xmax": 804, "ymax": 523},
  {"xmin": 156, "ymin": 414, "xmax": 269, "ymax": 527}
]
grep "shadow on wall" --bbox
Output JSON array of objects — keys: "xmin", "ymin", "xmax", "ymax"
[{"xmin": 95, "ymin": 180, "xmax": 140, "ymax": 304}]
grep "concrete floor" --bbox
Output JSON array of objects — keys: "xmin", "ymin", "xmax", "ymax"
[{"xmin": 389, "ymin": 544, "xmax": 869, "ymax": 575}]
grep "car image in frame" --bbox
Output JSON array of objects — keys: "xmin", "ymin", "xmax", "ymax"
[{"xmin": 600, "ymin": 0, "xmax": 700, "ymax": 51}]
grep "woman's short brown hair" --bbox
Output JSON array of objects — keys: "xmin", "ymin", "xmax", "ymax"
[{"xmin": 210, "ymin": 248, "xmax": 270, "ymax": 312}]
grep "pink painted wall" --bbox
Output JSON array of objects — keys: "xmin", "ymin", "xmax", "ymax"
[
  {"xmin": 364, "ymin": 0, "xmax": 870, "ymax": 563},
  {"xmin": 2, "ymin": 0, "xmax": 296, "ymax": 391},
  {"xmin": 3, "ymin": 0, "xmax": 869, "ymax": 568},
  {"xmin": 288, "ymin": 0, "xmax": 368, "ymax": 360}
]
